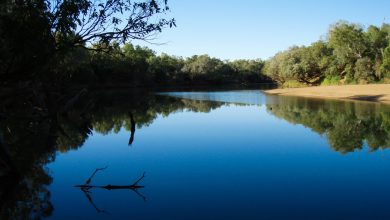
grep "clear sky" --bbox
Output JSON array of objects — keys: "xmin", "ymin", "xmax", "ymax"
[{"xmin": 135, "ymin": 0, "xmax": 390, "ymax": 60}]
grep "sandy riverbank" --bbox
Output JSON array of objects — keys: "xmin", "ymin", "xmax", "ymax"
[{"xmin": 264, "ymin": 84, "xmax": 390, "ymax": 103}]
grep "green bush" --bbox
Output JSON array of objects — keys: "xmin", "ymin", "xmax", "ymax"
[
  {"xmin": 321, "ymin": 76, "xmax": 341, "ymax": 86},
  {"xmin": 282, "ymin": 80, "xmax": 306, "ymax": 88}
]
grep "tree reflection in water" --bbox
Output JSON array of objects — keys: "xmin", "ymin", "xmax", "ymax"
[
  {"xmin": 1, "ymin": 89, "xmax": 390, "ymax": 218},
  {"xmin": 266, "ymin": 95, "xmax": 390, "ymax": 154},
  {"xmin": 0, "ymin": 89, "xmax": 224, "ymax": 219}
]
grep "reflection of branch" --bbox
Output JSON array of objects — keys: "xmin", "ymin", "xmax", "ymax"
[
  {"xmin": 74, "ymin": 168, "xmax": 147, "ymax": 213},
  {"xmin": 131, "ymin": 172, "xmax": 145, "ymax": 187},
  {"xmin": 81, "ymin": 188, "xmax": 110, "ymax": 214},
  {"xmin": 128, "ymin": 112, "xmax": 136, "ymax": 146},
  {"xmin": 131, "ymin": 187, "xmax": 147, "ymax": 202}
]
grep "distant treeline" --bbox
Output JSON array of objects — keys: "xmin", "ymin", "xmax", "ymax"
[
  {"xmin": 36, "ymin": 21, "xmax": 390, "ymax": 88},
  {"xmin": 56, "ymin": 43, "xmax": 271, "ymax": 86},
  {"xmin": 264, "ymin": 21, "xmax": 390, "ymax": 87}
]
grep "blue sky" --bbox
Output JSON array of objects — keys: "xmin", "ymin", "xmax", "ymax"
[{"xmin": 136, "ymin": 0, "xmax": 390, "ymax": 60}]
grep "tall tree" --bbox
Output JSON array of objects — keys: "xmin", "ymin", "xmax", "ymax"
[{"xmin": 328, "ymin": 21, "xmax": 369, "ymax": 81}]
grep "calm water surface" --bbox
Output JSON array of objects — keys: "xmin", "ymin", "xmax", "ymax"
[{"xmin": 3, "ymin": 90, "xmax": 390, "ymax": 219}]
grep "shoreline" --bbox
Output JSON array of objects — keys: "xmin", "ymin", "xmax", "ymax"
[{"xmin": 263, "ymin": 84, "xmax": 390, "ymax": 104}]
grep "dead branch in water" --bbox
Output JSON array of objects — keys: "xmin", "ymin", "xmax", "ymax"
[
  {"xmin": 74, "ymin": 167, "xmax": 147, "ymax": 213},
  {"xmin": 74, "ymin": 167, "xmax": 145, "ymax": 190}
]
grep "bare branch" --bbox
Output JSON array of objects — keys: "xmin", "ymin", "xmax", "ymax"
[
  {"xmin": 85, "ymin": 166, "xmax": 108, "ymax": 184},
  {"xmin": 49, "ymin": 0, "xmax": 175, "ymax": 51}
]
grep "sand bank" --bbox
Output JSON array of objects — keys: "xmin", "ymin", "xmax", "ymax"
[{"xmin": 264, "ymin": 84, "xmax": 390, "ymax": 103}]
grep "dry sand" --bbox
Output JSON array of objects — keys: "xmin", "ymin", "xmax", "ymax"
[{"xmin": 264, "ymin": 84, "xmax": 390, "ymax": 104}]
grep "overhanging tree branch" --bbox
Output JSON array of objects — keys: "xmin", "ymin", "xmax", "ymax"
[{"xmin": 47, "ymin": 0, "xmax": 175, "ymax": 50}]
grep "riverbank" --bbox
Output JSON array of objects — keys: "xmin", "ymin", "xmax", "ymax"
[{"xmin": 264, "ymin": 84, "xmax": 390, "ymax": 103}]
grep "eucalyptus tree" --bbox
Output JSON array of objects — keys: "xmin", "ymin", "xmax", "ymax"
[
  {"xmin": 0, "ymin": 0, "xmax": 175, "ymax": 82},
  {"xmin": 328, "ymin": 21, "xmax": 369, "ymax": 63}
]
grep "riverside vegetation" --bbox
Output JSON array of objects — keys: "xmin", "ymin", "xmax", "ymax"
[
  {"xmin": 2, "ymin": 2, "xmax": 390, "ymax": 91},
  {"xmin": 265, "ymin": 21, "xmax": 390, "ymax": 87}
]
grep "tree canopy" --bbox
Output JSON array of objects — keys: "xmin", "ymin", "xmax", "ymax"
[
  {"xmin": 264, "ymin": 21, "xmax": 390, "ymax": 86},
  {"xmin": 0, "ymin": 0, "xmax": 175, "ymax": 82}
]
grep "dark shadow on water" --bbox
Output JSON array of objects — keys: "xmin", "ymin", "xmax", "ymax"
[{"xmin": 347, "ymin": 94, "xmax": 385, "ymax": 101}]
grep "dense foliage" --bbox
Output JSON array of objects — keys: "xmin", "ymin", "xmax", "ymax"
[
  {"xmin": 264, "ymin": 21, "xmax": 390, "ymax": 86},
  {"xmin": 66, "ymin": 43, "xmax": 270, "ymax": 86}
]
